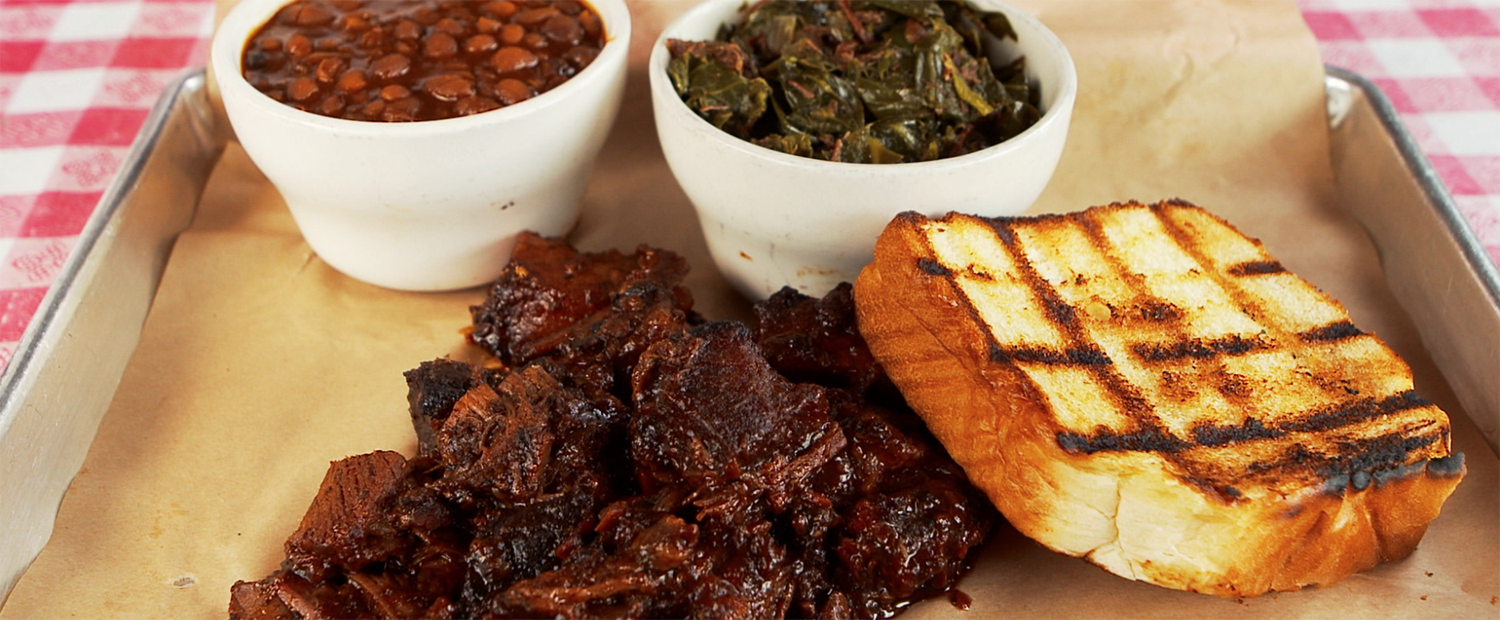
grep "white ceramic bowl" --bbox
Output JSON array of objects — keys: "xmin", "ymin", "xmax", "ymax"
[
  {"xmin": 212, "ymin": 0, "xmax": 630, "ymax": 291},
  {"xmin": 650, "ymin": 0, "xmax": 1076, "ymax": 300}
]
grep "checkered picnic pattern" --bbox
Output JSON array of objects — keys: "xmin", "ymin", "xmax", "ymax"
[
  {"xmin": 0, "ymin": 0, "xmax": 215, "ymax": 369},
  {"xmin": 1301, "ymin": 0, "xmax": 1500, "ymax": 271},
  {"xmin": 0, "ymin": 0, "xmax": 1496, "ymax": 373}
]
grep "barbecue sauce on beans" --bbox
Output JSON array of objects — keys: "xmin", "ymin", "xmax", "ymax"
[{"xmin": 242, "ymin": 0, "xmax": 606, "ymax": 122}]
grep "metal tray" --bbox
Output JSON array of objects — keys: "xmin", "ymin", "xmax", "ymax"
[
  {"xmin": 0, "ymin": 69, "xmax": 226, "ymax": 600},
  {"xmin": 1323, "ymin": 66, "xmax": 1500, "ymax": 450},
  {"xmin": 1, "ymin": 65, "xmax": 1497, "ymax": 604}
]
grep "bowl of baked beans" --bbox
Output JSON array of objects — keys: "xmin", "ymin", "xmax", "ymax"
[{"xmin": 210, "ymin": 0, "xmax": 630, "ymax": 291}]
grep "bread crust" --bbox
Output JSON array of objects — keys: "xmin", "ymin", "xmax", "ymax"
[{"xmin": 852, "ymin": 206, "xmax": 1465, "ymax": 597}]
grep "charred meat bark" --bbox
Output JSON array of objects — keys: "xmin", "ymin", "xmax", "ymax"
[
  {"xmin": 231, "ymin": 238, "xmax": 992, "ymax": 620},
  {"xmin": 631, "ymin": 322, "xmax": 847, "ymax": 513},
  {"xmin": 753, "ymin": 283, "xmax": 891, "ymax": 397},
  {"xmin": 469, "ymin": 232, "xmax": 698, "ymax": 399},
  {"xmin": 404, "ymin": 359, "xmax": 497, "ymax": 458},
  {"xmin": 469, "ymin": 232, "xmax": 691, "ymax": 364}
]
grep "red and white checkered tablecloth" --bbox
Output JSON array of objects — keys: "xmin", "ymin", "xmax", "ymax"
[
  {"xmin": 1, "ymin": 0, "xmax": 1497, "ymax": 372},
  {"xmin": 0, "ymin": 0, "xmax": 214, "ymax": 370},
  {"xmin": 1301, "ymin": 0, "xmax": 1500, "ymax": 270}
]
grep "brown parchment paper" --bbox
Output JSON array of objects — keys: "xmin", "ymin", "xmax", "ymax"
[{"xmin": 5, "ymin": 1, "xmax": 1497, "ymax": 618}]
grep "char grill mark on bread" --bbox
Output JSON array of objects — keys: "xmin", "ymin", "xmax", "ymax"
[
  {"xmin": 916, "ymin": 201, "xmax": 1447, "ymax": 480},
  {"xmin": 853, "ymin": 200, "xmax": 1465, "ymax": 597}
]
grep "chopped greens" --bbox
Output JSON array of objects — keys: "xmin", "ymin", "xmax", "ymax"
[{"xmin": 666, "ymin": 0, "xmax": 1042, "ymax": 164}]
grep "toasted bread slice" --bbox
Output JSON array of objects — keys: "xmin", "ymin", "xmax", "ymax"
[{"xmin": 852, "ymin": 200, "xmax": 1465, "ymax": 597}]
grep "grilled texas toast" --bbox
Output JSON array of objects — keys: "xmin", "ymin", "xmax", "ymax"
[{"xmin": 852, "ymin": 200, "xmax": 1465, "ymax": 597}]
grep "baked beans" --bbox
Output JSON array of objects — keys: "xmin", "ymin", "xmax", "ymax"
[{"xmin": 242, "ymin": 0, "xmax": 606, "ymax": 122}]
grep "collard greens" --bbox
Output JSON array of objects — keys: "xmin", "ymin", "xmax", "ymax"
[{"xmin": 667, "ymin": 0, "xmax": 1042, "ymax": 164}]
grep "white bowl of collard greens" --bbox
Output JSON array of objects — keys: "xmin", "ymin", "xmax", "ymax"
[{"xmin": 650, "ymin": 0, "xmax": 1077, "ymax": 299}]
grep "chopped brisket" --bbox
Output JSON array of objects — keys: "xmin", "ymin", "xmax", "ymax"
[
  {"xmin": 753, "ymin": 284, "xmax": 893, "ymax": 399},
  {"xmin": 284, "ymin": 451, "xmax": 409, "ymax": 580},
  {"xmin": 470, "ymin": 234, "xmax": 699, "ymax": 402},
  {"xmin": 630, "ymin": 321, "xmax": 846, "ymax": 511},
  {"xmin": 404, "ymin": 359, "xmax": 495, "ymax": 458},
  {"xmin": 231, "ymin": 238, "xmax": 992, "ymax": 620}
]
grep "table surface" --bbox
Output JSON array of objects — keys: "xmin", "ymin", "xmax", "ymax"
[{"xmin": 1, "ymin": 0, "xmax": 1497, "ymax": 371}]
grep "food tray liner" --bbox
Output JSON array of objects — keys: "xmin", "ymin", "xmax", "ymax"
[{"xmin": 1, "ymin": 1, "xmax": 1496, "ymax": 616}]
